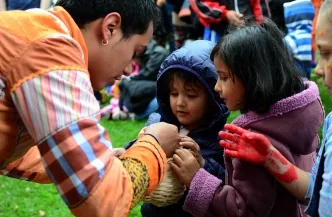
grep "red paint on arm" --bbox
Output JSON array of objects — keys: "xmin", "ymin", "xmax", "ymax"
[{"xmin": 265, "ymin": 150, "xmax": 298, "ymax": 183}]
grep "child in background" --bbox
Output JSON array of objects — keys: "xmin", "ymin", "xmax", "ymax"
[
  {"xmin": 0, "ymin": 0, "xmax": 51, "ymax": 11},
  {"xmin": 100, "ymin": 60, "xmax": 140, "ymax": 120},
  {"xmin": 171, "ymin": 19, "xmax": 324, "ymax": 217},
  {"xmin": 125, "ymin": 40, "xmax": 229, "ymax": 217},
  {"xmin": 189, "ymin": 0, "xmax": 271, "ymax": 42},
  {"xmin": 311, "ymin": 0, "xmax": 323, "ymax": 66},
  {"xmin": 219, "ymin": 2, "xmax": 332, "ymax": 216},
  {"xmin": 283, "ymin": 0, "xmax": 315, "ymax": 79}
]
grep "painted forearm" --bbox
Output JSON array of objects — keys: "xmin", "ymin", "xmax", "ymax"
[
  {"xmin": 264, "ymin": 146, "xmax": 298, "ymax": 183},
  {"xmin": 264, "ymin": 146, "xmax": 310, "ymax": 200}
]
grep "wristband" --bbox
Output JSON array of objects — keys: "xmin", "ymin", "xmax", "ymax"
[{"xmin": 144, "ymin": 133, "xmax": 160, "ymax": 144}]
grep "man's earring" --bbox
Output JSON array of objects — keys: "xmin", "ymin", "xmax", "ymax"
[{"xmin": 101, "ymin": 39, "xmax": 109, "ymax": 46}]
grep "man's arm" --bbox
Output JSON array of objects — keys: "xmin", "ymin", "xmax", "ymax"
[
  {"xmin": 0, "ymin": 146, "xmax": 51, "ymax": 183},
  {"xmin": 8, "ymin": 36, "xmax": 169, "ymax": 216}
]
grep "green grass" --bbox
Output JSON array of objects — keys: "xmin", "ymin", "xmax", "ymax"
[{"xmin": 0, "ymin": 76, "xmax": 331, "ymax": 217}]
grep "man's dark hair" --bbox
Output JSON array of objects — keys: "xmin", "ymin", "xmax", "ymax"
[
  {"xmin": 56, "ymin": 0, "xmax": 161, "ymax": 39},
  {"xmin": 211, "ymin": 19, "xmax": 304, "ymax": 114}
]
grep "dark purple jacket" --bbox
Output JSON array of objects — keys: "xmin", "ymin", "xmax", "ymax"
[{"xmin": 183, "ymin": 81, "xmax": 324, "ymax": 217}]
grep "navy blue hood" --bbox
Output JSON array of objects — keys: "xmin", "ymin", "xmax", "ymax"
[
  {"xmin": 156, "ymin": 40, "xmax": 229, "ymax": 133},
  {"xmin": 138, "ymin": 41, "xmax": 228, "ymax": 216}
]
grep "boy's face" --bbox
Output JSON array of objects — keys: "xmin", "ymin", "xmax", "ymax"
[
  {"xmin": 213, "ymin": 57, "xmax": 245, "ymax": 111},
  {"xmin": 169, "ymin": 75, "xmax": 209, "ymax": 131},
  {"xmin": 316, "ymin": 11, "xmax": 332, "ymax": 95}
]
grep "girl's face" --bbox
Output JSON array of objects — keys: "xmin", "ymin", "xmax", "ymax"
[
  {"xmin": 169, "ymin": 75, "xmax": 209, "ymax": 131},
  {"xmin": 315, "ymin": 10, "xmax": 332, "ymax": 95},
  {"xmin": 214, "ymin": 56, "xmax": 245, "ymax": 111}
]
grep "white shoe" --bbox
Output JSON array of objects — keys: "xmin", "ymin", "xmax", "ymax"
[{"xmin": 112, "ymin": 110, "xmax": 135, "ymax": 120}]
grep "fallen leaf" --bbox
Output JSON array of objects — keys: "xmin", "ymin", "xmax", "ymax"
[
  {"xmin": 39, "ymin": 210, "xmax": 46, "ymax": 216},
  {"xmin": 26, "ymin": 187, "xmax": 30, "ymax": 192}
]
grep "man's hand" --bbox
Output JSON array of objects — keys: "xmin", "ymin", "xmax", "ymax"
[
  {"xmin": 138, "ymin": 127, "xmax": 147, "ymax": 138},
  {"xmin": 170, "ymin": 149, "xmax": 201, "ymax": 187},
  {"xmin": 226, "ymin": 10, "xmax": 244, "ymax": 26},
  {"xmin": 113, "ymin": 148, "xmax": 126, "ymax": 157},
  {"xmin": 144, "ymin": 122, "xmax": 181, "ymax": 157},
  {"xmin": 180, "ymin": 136, "xmax": 205, "ymax": 167}
]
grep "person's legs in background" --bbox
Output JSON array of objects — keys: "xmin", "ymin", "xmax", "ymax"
[
  {"xmin": 135, "ymin": 98, "xmax": 158, "ymax": 120},
  {"xmin": 164, "ymin": 2, "xmax": 176, "ymax": 52},
  {"xmin": 203, "ymin": 28, "xmax": 221, "ymax": 43}
]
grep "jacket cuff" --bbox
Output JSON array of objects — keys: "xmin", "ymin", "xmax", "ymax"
[{"xmin": 183, "ymin": 169, "xmax": 222, "ymax": 217}]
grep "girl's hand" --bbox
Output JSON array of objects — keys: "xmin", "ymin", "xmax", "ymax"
[
  {"xmin": 180, "ymin": 136, "xmax": 205, "ymax": 167},
  {"xmin": 226, "ymin": 10, "xmax": 244, "ymax": 26},
  {"xmin": 219, "ymin": 124, "xmax": 271, "ymax": 164},
  {"xmin": 170, "ymin": 149, "xmax": 200, "ymax": 187}
]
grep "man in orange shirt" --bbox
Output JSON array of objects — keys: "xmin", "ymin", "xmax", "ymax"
[{"xmin": 0, "ymin": 0, "xmax": 181, "ymax": 216}]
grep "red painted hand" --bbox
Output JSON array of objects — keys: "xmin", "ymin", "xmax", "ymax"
[
  {"xmin": 219, "ymin": 124, "xmax": 298, "ymax": 183},
  {"xmin": 219, "ymin": 124, "xmax": 271, "ymax": 164}
]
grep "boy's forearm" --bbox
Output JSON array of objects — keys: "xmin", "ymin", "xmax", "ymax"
[{"xmin": 264, "ymin": 146, "xmax": 310, "ymax": 200}]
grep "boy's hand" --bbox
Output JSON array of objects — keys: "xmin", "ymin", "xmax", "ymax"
[
  {"xmin": 180, "ymin": 136, "xmax": 205, "ymax": 167},
  {"xmin": 226, "ymin": 10, "xmax": 244, "ymax": 26},
  {"xmin": 219, "ymin": 124, "xmax": 298, "ymax": 183},
  {"xmin": 219, "ymin": 124, "xmax": 271, "ymax": 164},
  {"xmin": 170, "ymin": 149, "xmax": 201, "ymax": 187},
  {"xmin": 113, "ymin": 148, "xmax": 126, "ymax": 157}
]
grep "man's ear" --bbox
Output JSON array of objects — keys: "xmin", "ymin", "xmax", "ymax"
[{"xmin": 101, "ymin": 12, "xmax": 122, "ymax": 42}]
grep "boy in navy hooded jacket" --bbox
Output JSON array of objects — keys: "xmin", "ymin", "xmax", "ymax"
[{"xmin": 126, "ymin": 40, "xmax": 229, "ymax": 217}]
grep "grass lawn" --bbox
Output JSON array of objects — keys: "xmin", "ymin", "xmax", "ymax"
[{"xmin": 0, "ymin": 74, "xmax": 330, "ymax": 217}]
